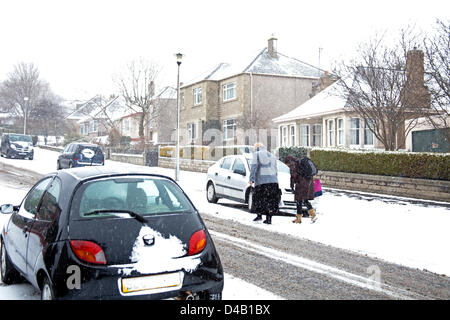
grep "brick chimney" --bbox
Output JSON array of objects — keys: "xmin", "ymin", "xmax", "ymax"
[
  {"xmin": 402, "ymin": 48, "xmax": 430, "ymax": 108},
  {"xmin": 268, "ymin": 35, "xmax": 278, "ymax": 58}
]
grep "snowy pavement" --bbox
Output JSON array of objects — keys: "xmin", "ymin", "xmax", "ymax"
[{"xmin": 0, "ymin": 147, "xmax": 449, "ymax": 299}]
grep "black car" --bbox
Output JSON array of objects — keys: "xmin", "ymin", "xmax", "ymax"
[
  {"xmin": 0, "ymin": 167, "xmax": 224, "ymax": 300},
  {"xmin": 1, "ymin": 133, "xmax": 34, "ymax": 160},
  {"xmin": 57, "ymin": 142, "xmax": 104, "ymax": 169}
]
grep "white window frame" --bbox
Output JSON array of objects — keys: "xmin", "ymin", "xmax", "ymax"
[
  {"xmin": 364, "ymin": 118, "xmax": 374, "ymax": 147},
  {"xmin": 350, "ymin": 117, "xmax": 360, "ymax": 147},
  {"xmin": 188, "ymin": 122, "xmax": 197, "ymax": 141},
  {"xmin": 89, "ymin": 120, "xmax": 98, "ymax": 133},
  {"xmin": 193, "ymin": 87, "xmax": 202, "ymax": 106},
  {"xmin": 80, "ymin": 123, "xmax": 87, "ymax": 135},
  {"xmin": 312, "ymin": 124, "xmax": 322, "ymax": 147},
  {"xmin": 327, "ymin": 119, "xmax": 335, "ymax": 147},
  {"xmin": 337, "ymin": 118, "xmax": 344, "ymax": 146},
  {"xmin": 300, "ymin": 124, "xmax": 310, "ymax": 147},
  {"xmin": 223, "ymin": 119, "xmax": 236, "ymax": 141},
  {"xmin": 289, "ymin": 125, "xmax": 296, "ymax": 146},
  {"xmin": 281, "ymin": 126, "xmax": 288, "ymax": 147},
  {"xmin": 223, "ymin": 82, "xmax": 236, "ymax": 102},
  {"xmin": 123, "ymin": 118, "xmax": 130, "ymax": 132}
]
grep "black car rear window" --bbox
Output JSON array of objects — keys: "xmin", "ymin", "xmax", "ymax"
[
  {"xmin": 70, "ymin": 176, "xmax": 194, "ymax": 220},
  {"xmin": 76, "ymin": 145, "xmax": 103, "ymax": 154}
]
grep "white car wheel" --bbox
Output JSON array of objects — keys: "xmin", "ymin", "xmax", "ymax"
[{"xmin": 206, "ymin": 183, "xmax": 218, "ymax": 203}]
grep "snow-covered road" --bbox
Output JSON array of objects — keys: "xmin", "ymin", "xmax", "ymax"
[{"xmin": 0, "ymin": 147, "xmax": 449, "ymax": 299}]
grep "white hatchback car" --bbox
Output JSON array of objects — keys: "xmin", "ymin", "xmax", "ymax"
[{"xmin": 206, "ymin": 154, "xmax": 296, "ymax": 212}]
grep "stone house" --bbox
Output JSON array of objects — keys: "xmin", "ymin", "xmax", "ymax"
[
  {"xmin": 114, "ymin": 86, "xmax": 177, "ymax": 146},
  {"xmin": 179, "ymin": 36, "xmax": 329, "ymax": 148},
  {"xmin": 273, "ymin": 49, "xmax": 433, "ymax": 151}
]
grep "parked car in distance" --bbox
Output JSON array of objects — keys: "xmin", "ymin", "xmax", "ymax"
[
  {"xmin": 0, "ymin": 167, "xmax": 224, "ymax": 300},
  {"xmin": 1, "ymin": 133, "xmax": 34, "ymax": 160},
  {"xmin": 57, "ymin": 142, "xmax": 104, "ymax": 169},
  {"xmin": 206, "ymin": 154, "xmax": 296, "ymax": 212}
]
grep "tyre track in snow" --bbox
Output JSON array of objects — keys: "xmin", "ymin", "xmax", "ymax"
[{"xmin": 202, "ymin": 215, "xmax": 450, "ymax": 300}]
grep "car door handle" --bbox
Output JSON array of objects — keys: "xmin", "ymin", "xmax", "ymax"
[
  {"xmin": 215, "ymin": 173, "xmax": 218, "ymax": 176},
  {"xmin": 23, "ymin": 226, "xmax": 29, "ymax": 235},
  {"xmin": 227, "ymin": 176, "xmax": 231, "ymax": 179}
]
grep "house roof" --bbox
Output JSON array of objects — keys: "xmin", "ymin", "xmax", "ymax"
[
  {"xmin": 272, "ymin": 79, "xmax": 350, "ymax": 123},
  {"xmin": 183, "ymin": 47, "xmax": 325, "ymax": 87},
  {"xmin": 244, "ymin": 48, "xmax": 324, "ymax": 78}
]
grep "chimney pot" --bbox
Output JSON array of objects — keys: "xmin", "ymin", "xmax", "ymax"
[{"xmin": 268, "ymin": 35, "xmax": 278, "ymax": 58}]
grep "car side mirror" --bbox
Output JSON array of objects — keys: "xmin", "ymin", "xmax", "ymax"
[{"xmin": 0, "ymin": 204, "xmax": 15, "ymax": 214}]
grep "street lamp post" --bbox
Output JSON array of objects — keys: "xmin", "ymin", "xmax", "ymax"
[
  {"xmin": 23, "ymin": 97, "xmax": 29, "ymax": 135},
  {"xmin": 175, "ymin": 53, "xmax": 183, "ymax": 181}
]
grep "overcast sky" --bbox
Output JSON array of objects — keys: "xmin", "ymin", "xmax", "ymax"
[{"xmin": 0, "ymin": 0, "xmax": 448, "ymax": 101}]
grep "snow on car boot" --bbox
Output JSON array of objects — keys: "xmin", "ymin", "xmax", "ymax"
[
  {"xmin": 309, "ymin": 209, "xmax": 318, "ymax": 223},
  {"xmin": 292, "ymin": 214, "xmax": 302, "ymax": 224}
]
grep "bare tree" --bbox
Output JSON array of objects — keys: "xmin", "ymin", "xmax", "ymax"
[
  {"xmin": 423, "ymin": 19, "xmax": 450, "ymax": 142},
  {"xmin": 333, "ymin": 27, "xmax": 429, "ymax": 151},
  {"xmin": 0, "ymin": 62, "xmax": 60, "ymax": 135},
  {"xmin": 114, "ymin": 58, "xmax": 161, "ymax": 147}
]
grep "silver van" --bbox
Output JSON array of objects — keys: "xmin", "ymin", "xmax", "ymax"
[{"xmin": 0, "ymin": 133, "xmax": 34, "ymax": 160}]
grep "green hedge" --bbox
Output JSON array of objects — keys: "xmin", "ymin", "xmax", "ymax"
[
  {"xmin": 279, "ymin": 147, "xmax": 450, "ymax": 181},
  {"xmin": 278, "ymin": 147, "xmax": 308, "ymax": 163}
]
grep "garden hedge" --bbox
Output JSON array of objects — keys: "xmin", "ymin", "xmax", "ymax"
[{"xmin": 279, "ymin": 147, "xmax": 449, "ymax": 181}]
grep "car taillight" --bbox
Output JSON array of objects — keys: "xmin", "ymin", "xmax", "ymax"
[
  {"xmin": 188, "ymin": 230, "xmax": 207, "ymax": 256},
  {"xmin": 70, "ymin": 240, "xmax": 107, "ymax": 265}
]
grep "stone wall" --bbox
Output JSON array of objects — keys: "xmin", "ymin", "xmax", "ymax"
[
  {"xmin": 317, "ymin": 171, "xmax": 450, "ymax": 202},
  {"xmin": 158, "ymin": 157, "xmax": 215, "ymax": 173},
  {"xmin": 110, "ymin": 153, "xmax": 145, "ymax": 166}
]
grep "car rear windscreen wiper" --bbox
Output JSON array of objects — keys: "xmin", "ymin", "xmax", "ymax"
[{"xmin": 84, "ymin": 210, "xmax": 148, "ymax": 223}]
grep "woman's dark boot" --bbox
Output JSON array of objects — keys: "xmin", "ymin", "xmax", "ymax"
[
  {"xmin": 263, "ymin": 215, "xmax": 272, "ymax": 224},
  {"xmin": 253, "ymin": 214, "xmax": 262, "ymax": 221}
]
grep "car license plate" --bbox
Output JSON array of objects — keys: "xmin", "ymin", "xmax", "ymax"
[{"xmin": 121, "ymin": 271, "xmax": 183, "ymax": 294}]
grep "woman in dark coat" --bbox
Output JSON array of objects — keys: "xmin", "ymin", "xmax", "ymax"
[{"xmin": 284, "ymin": 155, "xmax": 317, "ymax": 224}]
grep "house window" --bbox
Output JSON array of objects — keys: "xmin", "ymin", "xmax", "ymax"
[
  {"xmin": 80, "ymin": 122, "xmax": 89, "ymax": 135},
  {"xmin": 181, "ymin": 93, "xmax": 185, "ymax": 109},
  {"xmin": 281, "ymin": 126, "xmax": 288, "ymax": 147},
  {"xmin": 337, "ymin": 118, "xmax": 344, "ymax": 146},
  {"xmin": 350, "ymin": 118, "xmax": 360, "ymax": 146},
  {"xmin": 327, "ymin": 119, "xmax": 335, "ymax": 146},
  {"xmin": 89, "ymin": 120, "xmax": 98, "ymax": 133},
  {"xmin": 188, "ymin": 123, "xmax": 197, "ymax": 141},
  {"xmin": 289, "ymin": 125, "xmax": 296, "ymax": 146},
  {"xmin": 223, "ymin": 119, "xmax": 236, "ymax": 141},
  {"xmin": 123, "ymin": 118, "xmax": 130, "ymax": 132},
  {"xmin": 300, "ymin": 124, "xmax": 310, "ymax": 147},
  {"xmin": 312, "ymin": 124, "xmax": 322, "ymax": 147},
  {"xmin": 364, "ymin": 118, "xmax": 374, "ymax": 146},
  {"xmin": 193, "ymin": 87, "xmax": 202, "ymax": 106},
  {"xmin": 223, "ymin": 83, "xmax": 236, "ymax": 102}
]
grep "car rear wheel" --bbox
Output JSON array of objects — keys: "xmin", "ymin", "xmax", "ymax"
[
  {"xmin": 1, "ymin": 240, "xmax": 20, "ymax": 285},
  {"xmin": 206, "ymin": 182, "xmax": 218, "ymax": 203},
  {"xmin": 41, "ymin": 277, "xmax": 55, "ymax": 300}
]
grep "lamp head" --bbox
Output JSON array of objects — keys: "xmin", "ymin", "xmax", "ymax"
[{"xmin": 175, "ymin": 53, "xmax": 183, "ymax": 65}]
